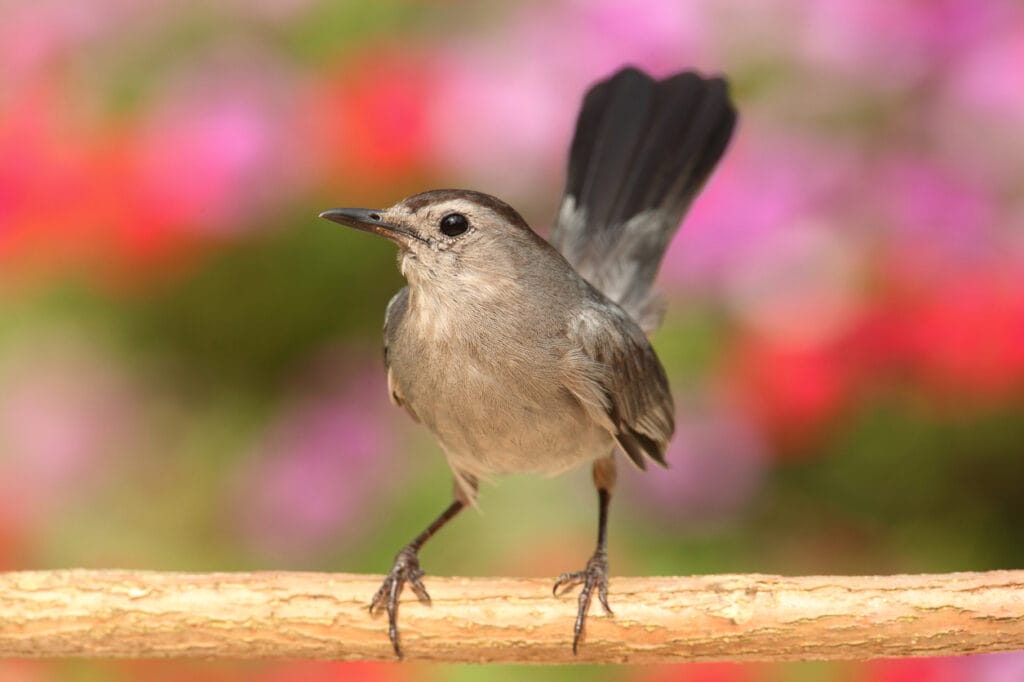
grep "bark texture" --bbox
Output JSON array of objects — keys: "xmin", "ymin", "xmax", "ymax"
[{"xmin": 1, "ymin": 570, "xmax": 1022, "ymax": 664}]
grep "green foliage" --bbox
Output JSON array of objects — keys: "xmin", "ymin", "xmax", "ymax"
[{"xmin": 119, "ymin": 218, "xmax": 405, "ymax": 391}]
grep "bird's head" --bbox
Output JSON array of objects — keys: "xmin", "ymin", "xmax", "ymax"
[{"xmin": 320, "ymin": 189, "xmax": 547, "ymax": 290}]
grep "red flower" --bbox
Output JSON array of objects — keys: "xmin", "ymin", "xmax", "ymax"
[
  {"xmin": 0, "ymin": 84, "xmax": 201, "ymax": 285},
  {"xmin": 899, "ymin": 277, "xmax": 1024, "ymax": 401},
  {"xmin": 727, "ymin": 340, "xmax": 854, "ymax": 452},
  {"xmin": 307, "ymin": 52, "xmax": 436, "ymax": 192},
  {"xmin": 863, "ymin": 657, "xmax": 964, "ymax": 682}
]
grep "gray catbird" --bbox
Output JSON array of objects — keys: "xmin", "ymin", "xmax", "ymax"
[{"xmin": 320, "ymin": 66, "xmax": 736, "ymax": 657}]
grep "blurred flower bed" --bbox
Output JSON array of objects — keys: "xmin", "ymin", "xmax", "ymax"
[{"xmin": 1, "ymin": 0, "xmax": 1023, "ymax": 680}]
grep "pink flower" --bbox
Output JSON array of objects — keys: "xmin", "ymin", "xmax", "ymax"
[
  {"xmin": 0, "ymin": 336, "xmax": 140, "ymax": 529},
  {"xmin": 864, "ymin": 657, "xmax": 964, "ymax": 682},
  {"xmin": 798, "ymin": 0, "xmax": 1015, "ymax": 87},
  {"xmin": 623, "ymin": 393, "xmax": 768, "ymax": 523},
  {"xmin": 872, "ymin": 156, "xmax": 998, "ymax": 268},
  {"xmin": 946, "ymin": 27, "xmax": 1024, "ymax": 120},
  {"xmin": 843, "ymin": 154, "xmax": 1012, "ymax": 291},
  {"xmin": 232, "ymin": 353, "xmax": 409, "ymax": 561},
  {"xmin": 129, "ymin": 48, "xmax": 308, "ymax": 238},
  {"xmin": 427, "ymin": 0, "xmax": 712, "ymax": 199},
  {"xmin": 968, "ymin": 651, "xmax": 1024, "ymax": 682},
  {"xmin": 938, "ymin": 22, "xmax": 1024, "ymax": 187},
  {"xmin": 0, "ymin": 0, "xmax": 163, "ymax": 89},
  {"xmin": 662, "ymin": 128, "xmax": 859, "ymax": 293}
]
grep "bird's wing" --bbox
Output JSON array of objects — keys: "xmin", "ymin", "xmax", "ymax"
[
  {"xmin": 562, "ymin": 300, "xmax": 674, "ymax": 469},
  {"xmin": 383, "ymin": 286, "xmax": 419, "ymax": 422}
]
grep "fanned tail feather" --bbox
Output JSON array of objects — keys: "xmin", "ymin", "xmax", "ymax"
[{"xmin": 551, "ymin": 67, "xmax": 737, "ymax": 331}]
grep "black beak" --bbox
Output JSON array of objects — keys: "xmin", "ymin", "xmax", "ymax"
[{"xmin": 318, "ymin": 208, "xmax": 422, "ymax": 245}]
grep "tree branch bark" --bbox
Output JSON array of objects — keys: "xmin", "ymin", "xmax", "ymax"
[{"xmin": 1, "ymin": 570, "xmax": 1022, "ymax": 663}]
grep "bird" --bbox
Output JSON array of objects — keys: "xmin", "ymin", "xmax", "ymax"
[{"xmin": 319, "ymin": 66, "xmax": 737, "ymax": 658}]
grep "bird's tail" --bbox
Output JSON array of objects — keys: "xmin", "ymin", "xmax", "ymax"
[{"xmin": 550, "ymin": 67, "xmax": 737, "ymax": 332}]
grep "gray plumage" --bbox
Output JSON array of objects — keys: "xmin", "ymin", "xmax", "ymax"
[
  {"xmin": 319, "ymin": 66, "xmax": 737, "ymax": 658},
  {"xmin": 551, "ymin": 67, "xmax": 737, "ymax": 331},
  {"xmin": 380, "ymin": 190, "xmax": 671, "ymax": 501}
]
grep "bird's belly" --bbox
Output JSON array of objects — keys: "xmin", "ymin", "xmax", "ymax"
[
  {"xmin": 440, "ymin": 402, "xmax": 613, "ymax": 479},
  {"xmin": 394, "ymin": 350, "xmax": 614, "ymax": 478}
]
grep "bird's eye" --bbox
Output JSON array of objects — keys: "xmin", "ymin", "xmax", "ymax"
[{"xmin": 439, "ymin": 213, "xmax": 469, "ymax": 237}]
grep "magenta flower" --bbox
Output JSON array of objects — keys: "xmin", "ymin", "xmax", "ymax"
[
  {"xmin": 130, "ymin": 47, "xmax": 309, "ymax": 238},
  {"xmin": 621, "ymin": 392, "xmax": 768, "ymax": 525},
  {"xmin": 872, "ymin": 156, "xmax": 1000, "ymax": 276},
  {"xmin": 946, "ymin": 24, "xmax": 1024, "ymax": 121},
  {"xmin": 427, "ymin": 0, "xmax": 712, "ymax": 198},
  {"xmin": 662, "ymin": 127, "xmax": 859, "ymax": 293},
  {"xmin": 0, "ymin": 0, "xmax": 160, "ymax": 87},
  {"xmin": 797, "ymin": 0, "xmax": 1015, "ymax": 86},
  {"xmin": 0, "ymin": 335, "xmax": 139, "ymax": 528},
  {"xmin": 938, "ymin": 22, "xmax": 1024, "ymax": 187},
  {"xmin": 232, "ymin": 355, "xmax": 409, "ymax": 561},
  {"xmin": 968, "ymin": 651, "xmax": 1024, "ymax": 682}
]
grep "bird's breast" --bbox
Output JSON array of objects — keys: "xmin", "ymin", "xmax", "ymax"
[{"xmin": 388, "ymin": 299, "xmax": 613, "ymax": 477}]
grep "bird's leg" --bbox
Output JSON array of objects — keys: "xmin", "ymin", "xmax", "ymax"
[
  {"xmin": 552, "ymin": 456, "xmax": 616, "ymax": 654},
  {"xmin": 370, "ymin": 477, "xmax": 476, "ymax": 658}
]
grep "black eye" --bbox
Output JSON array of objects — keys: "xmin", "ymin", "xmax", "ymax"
[{"xmin": 439, "ymin": 213, "xmax": 469, "ymax": 237}]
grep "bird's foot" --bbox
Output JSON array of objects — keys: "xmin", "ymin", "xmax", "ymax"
[
  {"xmin": 552, "ymin": 548, "xmax": 612, "ymax": 654},
  {"xmin": 369, "ymin": 544, "xmax": 431, "ymax": 659}
]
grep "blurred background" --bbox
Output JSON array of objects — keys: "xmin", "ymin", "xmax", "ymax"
[{"xmin": 2, "ymin": 0, "xmax": 1023, "ymax": 679}]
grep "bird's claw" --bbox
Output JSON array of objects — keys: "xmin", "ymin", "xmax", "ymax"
[
  {"xmin": 369, "ymin": 545, "xmax": 431, "ymax": 658},
  {"xmin": 552, "ymin": 549, "xmax": 612, "ymax": 654}
]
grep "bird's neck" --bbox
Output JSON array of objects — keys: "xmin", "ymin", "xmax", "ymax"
[{"xmin": 407, "ymin": 267, "xmax": 522, "ymax": 310}]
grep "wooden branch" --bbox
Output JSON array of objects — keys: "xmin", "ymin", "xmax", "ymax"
[{"xmin": 1, "ymin": 570, "xmax": 1022, "ymax": 664}]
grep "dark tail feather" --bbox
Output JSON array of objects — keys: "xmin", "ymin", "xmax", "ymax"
[{"xmin": 551, "ymin": 67, "xmax": 737, "ymax": 331}]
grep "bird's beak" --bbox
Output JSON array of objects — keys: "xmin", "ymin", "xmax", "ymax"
[{"xmin": 318, "ymin": 208, "xmax": 422, "ymax": 246}]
